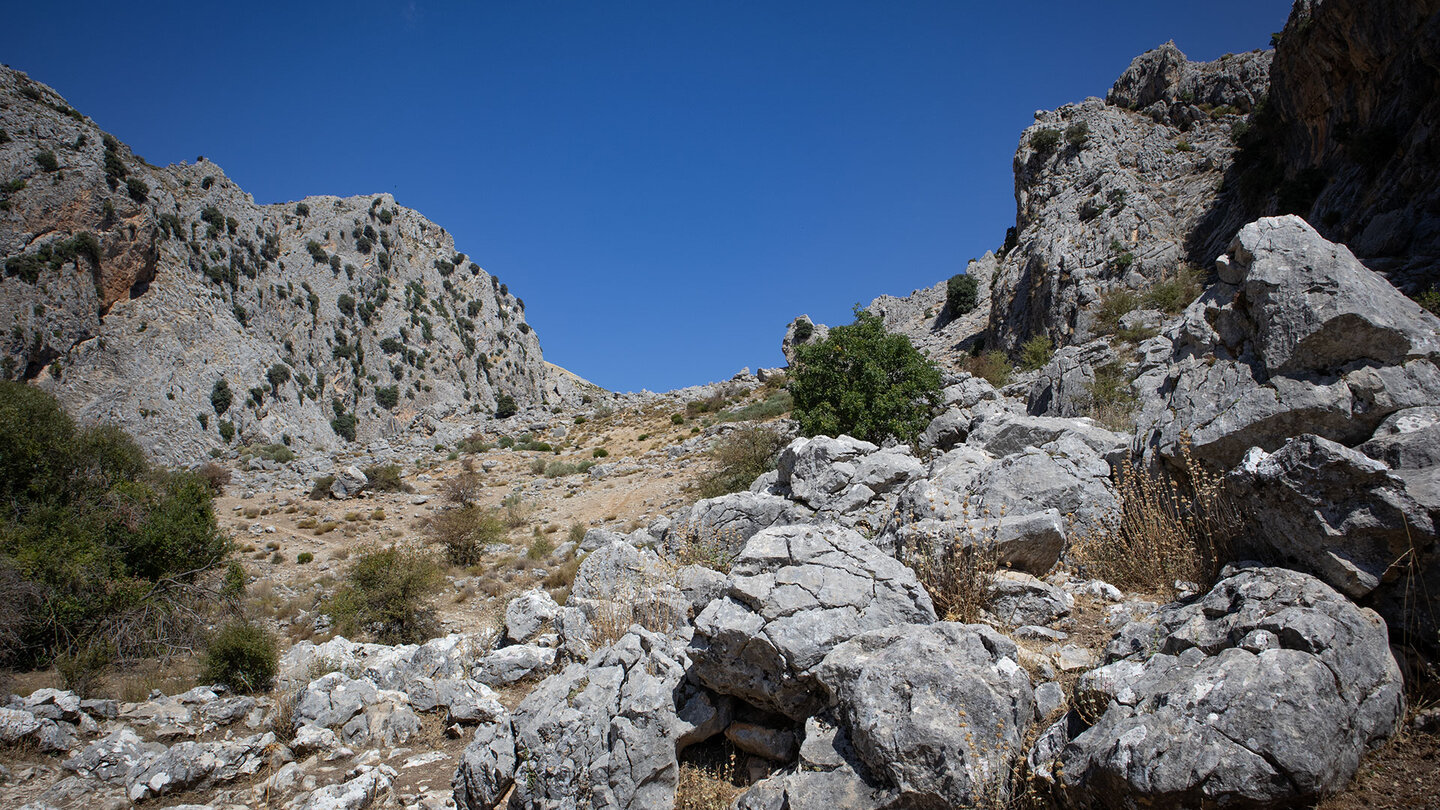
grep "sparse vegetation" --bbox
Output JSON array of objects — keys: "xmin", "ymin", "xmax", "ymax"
[
  {"xmin": 494, "ymin": 394, "xmax": 518, "ymax": 419},
  {"xmin": 966, "ymin": 351, "xmax": 1012, "ymax": 388},
  {"xmin": 1031, "ymin": 128, "xmax": 1061, "ymax": 154},
  {"xmin": 696, "ymin": 425, "xmax": 787, "ymax": 499},
  {"xmin": 427, "ymin": 505, "xmax": 505, "ymax": 566},
  {"xmin": 1143, "ymin": 266, "xmax": 1204, "ymax": 314},
  {"xmin": 789, "ymin": 308, "xmax": 942, "ymax": 445},
  {"xmin": 895, "ymin": 502, "xmax": 1000, "ymax": 623},
  {"xmin": 1065, "ymin": 120, "xmax": 1090, "ymax": 148},
  {"xmin": 35, "ymin": 149, "xmax": 58, "ymax": 171}
]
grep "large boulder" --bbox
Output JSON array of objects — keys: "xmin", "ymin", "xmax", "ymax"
[
  {"xmin": 663, "ymin": 491, "xmax": 815, "ymax": 561},
  {"xmin": 1033, "ymin": 565, "xmax": 1405, "ymax": 808},
  {"xmin": 773, "ymin": 435, "xmax": 925, "ymax": 531},
  {"xmin": 1141, "ymin": 216, "xmax": 1440, "ymax": 468},
  {"xmin": 815, "ymin": 623, "xmax": 1035, "ymax": 807},
  {"xmin": 330, "ymin": 465, "xmax": 369, "ymax": 499},
  {"xmin": 452, "ymin": 718, "xmax": 516, "ymax": 810},
  {"xmin": 506, "ymin": 628, "xmax": 688, "ymax": 810},
  {"xmin": 689, "ymin": 524, "xmax": 937, "ymax": 720}
]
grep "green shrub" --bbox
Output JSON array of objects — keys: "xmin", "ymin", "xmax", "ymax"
[
  {"xmin": 428, "ymin": 505, "xmax": 505, "ymax": 566},
  {"xmin": 297, "ymin": 552, "xmax": 314, "ymax": 564},
  {"xmin": 362, "ymin": 463, "xmax": 411, "ymax": 493},
  {"xmin": 494, "ymin": 394, "xmax": 518, "ymax": 419},
  {"xmin": 0, "ymin": 383, "xmax": 228, "ymax": 666},
  {"xmin": 966, "ymin": 351, "xmax": 1012, "ymax": 388},
  {"xmin": 337, "ymin": 294, "xmax": 355, "ymax": 317},
  {"xmin": 1414, "ymin": 286, "xmax": 1440, "ymax": 317},
  {"xmin": 946, "ymin": 274, "xmax": 979, "ymax": 316},
  {"xmin": 125, "ymin": 177, "xmax": 148, "ymax": 203},
  {"xmin": 218, "ymin": 420, "xmax": 235, "ymax": 443},
  {"xmin": 696, "ymin": 425, "xmax": 787, "ymax": 499},
  {"xmin": 327, "ymin": 545, "xmax": 442, "ymax": 643},
  {"xmin": 789, "ymin": 308, "xmax": 942, "ymax": 446},
  {"xmin": 252, "ymin": 443, "xmax": 294, "ymax": 463},
  {"xmin": 498, "ymin": 435, "xmax": 515, "ymax": 449},
  {"xmin": 331, "ymin": 400, "xmax": 357, "ymax": 442},
  {"xmin": 266, "ymin": 364, "xmax": 291, "ymax": 390},
  {"xmin": 35, "ymin": 150, "xmax": 58, "ymax": 171},
  {"xmin": 222, "ymin": 562, "xmax": 246, "ymax": 597},
  {"xmin": 305, "ymin": 241, "xmax": 328, "ymax": 265},
  {"xmin": 1065, "ymin": 121, "xmax": 1090, "ymax": 148},
  {"xmin": 1019, "ymin": 335, "xmax": 1054, "ymax": 371},
  {"xmin": 309, "ymin": 475, "xmax": 335, "ymax": 500},
  {"xmin": 201, "ymin": 621, "xmax": 277, "ymax": 693},
  {"xmin": 295, "ymin": 202, "xmax": 309, "ymax": 216},
  {"xmin": 792, "ymin": 319, "xmax": 814, "ymax": 342},
  {"xmin": 1031, "ymin": 128, "xmax": 1061, "ymax": 154},
  {"xmin": 210, "ymin": 379, "xmax": 233, "ymax": 415},
  {"xmin": 592, "ymin": 447, "xmax": 609, "ymax": 458},
  {"xmin": 527, "ymin": 534, "xmax": 554, "ymax": 560},
  {"xmin": 1094, "ymin": 288, "xmax": 1140, "ymax": 336},
  {"xmin": 1143, "ymin": 267, "xmax": 1204, "ymax": 314},
  {"xmin": 375, "ymin": 386, "xmax": 399, "ymax": 409},
  {"xmin": 671, "ymin": 413, "xmax": 685, "ymax": 425}
]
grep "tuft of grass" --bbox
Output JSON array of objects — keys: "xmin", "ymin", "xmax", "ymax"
[
  {"xmin": 695, "ymin": 425, "xmax": 786, "ymax": 499},
  {"xmin": 1069, "ymin": 436, "xmax": 1241, "ymax": 596},
  {"xmin": 1018, "ymin": 335, "xmax": 1054, "ymax": 372},
  {"xmin": 894, "ymin": 499, "xmax": 1001, "ymax": 623}
]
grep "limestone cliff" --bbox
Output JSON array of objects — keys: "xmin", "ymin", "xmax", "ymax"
[{"xmin": 0, "ymin": 66, "xmax": 579, "ymax": 465}]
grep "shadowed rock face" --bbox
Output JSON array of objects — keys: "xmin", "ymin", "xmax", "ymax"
[{"xmin": 0, "ymin": 66, "xmax": 577, "ymax": 465}]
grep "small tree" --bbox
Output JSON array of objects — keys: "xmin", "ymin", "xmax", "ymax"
[
  {"xmin": 946, "ymin": 274, "xmax": 979, "ymax": 316},
  {"xmin": 789, "ymin": 308, "xmax": 942, "ymax": 446},
  {"xmin": 494, "ymin": 394, "xmax": 518, "ymax": 419}
]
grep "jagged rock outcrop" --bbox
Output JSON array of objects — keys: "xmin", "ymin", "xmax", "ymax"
[
  {"xmin": 0, "ymin": 66, "xmax": 580, "ymax": 465},
  {"xmin": 860, "ymin": 253, "xmax": 997, "ymax": 373},
  {"xmin": 1032, "ymin": 565, "xmax": 1404, "ymax": 809},
  {"xmin": 987, "ymin": 44, "xmax": 1272, "ymax": 354}
]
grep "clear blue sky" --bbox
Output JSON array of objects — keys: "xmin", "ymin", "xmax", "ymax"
[{"xmin": 1, "ymin": 1, "xmax": 1293, "ymax": 392}]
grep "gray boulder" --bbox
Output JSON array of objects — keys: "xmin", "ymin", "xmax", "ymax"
[
  {"xmin": 63, "ymin": 727, "xmax": 164, "ymax": 784},
  {"xmin": 1035, "ymin": 565, "xmax": 1404, "ymax": 808},
  {"xmin": 474, "ymin": 644, "xmax": 556, "ymax": 687},
  {"xmin": 330, "ymin": 465, "xmax": 368, "ymax": 499},
  {"xmin": 124, "ymin": 733, "xmax": 275, "ymax": 802},
  {"xmin": 1360, "ymin": 406, "xmax": 1440, "ymax": 470},
  {"xmin": 504, "ymin": 588, "xmax": 560, "ymax": 644},
  {"xmin": 987, "ymin": 570, "xmax": 1073, "ymax": 627},
  {"xmin": 665, "ymin": 491, "xmax": 814, "ymax": 561},
  {"xmin": 1142, "ymin": 216, "xmax": 1440, "ymax": 468},
  {"xmin": 1227, "ymin": 435, "xmax": 1437, "ymax": 599},
  {"xmin": 452, "ymin": 718, "xmax": 516, "ymax": 810},
  {"xmin": 507, "ymin": 628, "xmax": 688, "ymax": 810},
  {"xmin": 689, "ymin": 524, "xmax": 937, "ymax": 720},
  {"xmin": 815, "ymin": 622, "xmax": 1035, "ymax": 807},
  {"xmin": 969, "ymin": 438, "xmax": 1119, "ymax": 536}
]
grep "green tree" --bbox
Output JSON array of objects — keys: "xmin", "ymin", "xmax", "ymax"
[
  {"xmin": 788, "ymin": 308, "xmax": 942, "ymax": 446},
  {"xmin": 494, "ymin": 393, "xmax": 518, "ymax": 419}
]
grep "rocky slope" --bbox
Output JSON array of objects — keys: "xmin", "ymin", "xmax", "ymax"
[{"xmin": 0, "ymin": 66, "xmax": 583, "ymax": 466}]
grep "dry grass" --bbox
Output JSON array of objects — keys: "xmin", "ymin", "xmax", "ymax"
[
  {"xmin": 675, "ymin": 759, "xmax": 743, "ymax": 810},
  {"xmin": 666, "ymin": 521, "xmax": 746, "ymax": 571},
  {"xmin": 894, "ymin": 499, "xmax": 1002, "ymax": 623},
  {"xmin": 1069, "ymin": 437, "xmax": 1240, "ymax": 596}
]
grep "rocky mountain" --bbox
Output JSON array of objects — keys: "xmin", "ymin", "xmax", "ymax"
[{"xmin": 0, "ymin": 66, "xmax": 583, "ymax": 465}]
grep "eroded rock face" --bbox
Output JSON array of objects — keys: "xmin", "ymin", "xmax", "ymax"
[
  {"xmin": 688, "ymin": 524, "xmax": 936, "ymax": 720},
  {"xmin": 1035, "ymin": 565, "xmax": 1404, "ymax": 809},
  {"xmin": 816, "ymin": 622, "xmax": 1035, "ymax": 808}
]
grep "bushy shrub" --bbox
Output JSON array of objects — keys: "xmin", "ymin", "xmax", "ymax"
[
  {"xmin": 1143, "ymin": 266, "xmax": 1204, "ymax": 314},
  {"xmin": 211, "ymin": 378, "xmax": 233, "ymax": 415},
  {"xmin": 966, "ymin": 351, "xmax": 1012, "ymax": 388},
  {"xmin": 671, "ymin": 413, "xmax": 685, "ymax": 425},
  {"xmin": 295, "ymin": 202, "xmax": 310, "ymax": 216},
  {"xmin": 222, "ymin": 562, "xmax": 246, "ymax": 597},
  {"xmin": 494, "ymin": 394, "xmax": 518, "ymax": 419},
  {"xmin": 197, "ymin": 461, "xmax": 231, "ymax": 493},
  {"xmin": 309, "ymin": 475, "xmax": 336, "ymax": 500},
  {"xmin": 791, "ymin": 318, "xmax": 814, "ymax": 342},
  {"xmin": 1019, "ymin": 335, "xmax": 1054, "ymax": 371},
  {"xmin": 1065, "ymin": 120, "xmax": 1090, "ymax": 148},
  {"xmin": 696, "ymin": 425, "xmax": 787, "ymax": 499},
  {"xmin": 218, "ymin": 420, "xmax": 235, "ymax": 443},
  {"xmin": 125, "ymin": 177, "xmax": 148, "ymax": 203},
  {"xmin": 1093, "ymin": 288, "xmax": 1139, "ymax": 336},
  {"xmin": 0, "ymin": 383, "xmax": 227, "ymax": 665},
  {"xmin": 946, "ymin": 274, "xmax": 979, "ymax": 316},
  {"xmin": 789, "ymin": 309, "xmax": 942, "ymax": 446},
  {"xmin": 363, "ymin": 463, "xmax": 411, "ymax": 493},
  {"xmin": 297, "ymin": 552, "xmax": 314, "ymax": 564},
  {"xmin": 328, "ymin": 546, "xmax": 442, "ymax": 643},
  {"xmin": 331, "ymin": 407, "xmax": 357, "ymax": 442},
  {"xmin": 1031, "ymin": 128, "xmax": 1061, "ymax": 154},
  {"xmin": 201, "ymin": 621, "xmax": 277, "ymax": 693},
  {"xmin": 592, "ymin": 447, "xmax": 609, "ymax": 458},
  {"xmin": 35, "ymin": 150, "xmax": 58, "ymax": 171},
  {"xmin": 375, "ymin": 386, "xmax": 399, "ymax": 409}
]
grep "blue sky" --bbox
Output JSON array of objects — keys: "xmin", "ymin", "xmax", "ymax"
[{"xmin": 1, "ymin": 1, "xmax": 1293, "ymax": 392}]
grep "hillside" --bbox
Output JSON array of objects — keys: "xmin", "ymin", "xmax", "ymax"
[{"xmin": 0, "ymin": 67, "xmax": 582, "ymax": 465}]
